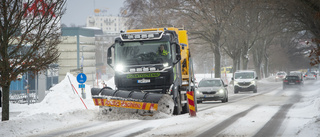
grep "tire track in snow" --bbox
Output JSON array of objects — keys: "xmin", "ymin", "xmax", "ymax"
[
  {"xmin": 196, "ymin": 104, "xmax": 260, "ymax": 137},
  {"xmin": 253, "ymin": 91, "xmax": 302, "ymax": 137},
  {"xmin": 87, "ymin": 120, "xmax": 148, "ymax": 137}
]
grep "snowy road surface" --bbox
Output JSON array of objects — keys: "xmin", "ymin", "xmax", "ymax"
[{"xmin": 1, "ymin": 73, "xmax": 320, "ymax": 137}]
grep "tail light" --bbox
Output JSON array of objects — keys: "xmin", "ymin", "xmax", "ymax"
[
  {"xmin": 296, "ymin": 80, "xmax": 300, "ymax": 83},
  {"xmin": 284, "ymin": 80, "xmax": 288, "ymax": 82}
]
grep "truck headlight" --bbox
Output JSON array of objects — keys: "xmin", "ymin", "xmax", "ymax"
[
  {"xmin": 163, "ymin": 62, "xmax": 169, "ymax": 67},
  {"xmin": 234, "ymin": 81, "xmax": 239, "ymax": 86},
  {"xmin": 115, "ymin": 64, "xmax": 125, "ymax": 72}
]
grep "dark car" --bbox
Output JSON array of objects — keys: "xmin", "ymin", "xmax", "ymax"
[
  {"xmin": 195, "ymin": 78, "xmax": 228, "ymax": 103},
  {"xmin": 283, "ymin": 75, "xmax": 303, "ymax": 90}
]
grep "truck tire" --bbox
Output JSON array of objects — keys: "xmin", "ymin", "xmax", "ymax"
[
  {"xmin": 182, "ymin": 101, "xmax": 189, "ymax": 114},
  {"xmin": 182, "ymin": 89, "xmax": 191, "ymax": 114},
  {"xmin": 173, "ymin": 92, "xmax": 182, "ymax": 115}
]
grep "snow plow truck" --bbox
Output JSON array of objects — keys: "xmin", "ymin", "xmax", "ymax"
[{"xmin": 91, "ymin": 27, "xmax": 196, "ymax": 115}]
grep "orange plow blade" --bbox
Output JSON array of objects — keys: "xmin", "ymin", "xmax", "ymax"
[{"xmin": 91, "ymin": 88, "xmax": 174, "ymax": 115}]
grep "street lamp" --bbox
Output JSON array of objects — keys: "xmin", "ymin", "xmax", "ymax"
[{"xmin": 80, "ymin": 45, "xmax": 86, "ymax": 99}]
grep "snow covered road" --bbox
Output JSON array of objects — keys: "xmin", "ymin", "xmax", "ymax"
[{"xmin": 1, "ymin": 74, "xmax": 320, "ymax": 137}]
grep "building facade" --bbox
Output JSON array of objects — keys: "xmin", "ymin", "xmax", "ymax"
[
  {"xmin": 58, "ymin": 27, "xmax": 103, "ymax": 86},
  {"xmin": 86, "ymin": 15, "xmax": 128, "ymax": 34}
]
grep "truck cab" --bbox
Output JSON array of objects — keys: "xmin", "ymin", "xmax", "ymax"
[{"xmin": 107, "ymin": 29, "xmax": 183, "ymax": 94}]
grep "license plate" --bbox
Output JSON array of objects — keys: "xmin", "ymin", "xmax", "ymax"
[
  {"xmin": 289, "ymin": 83, "xmax": 295, "ymax": 84},
  {"xmin": 137, "ymin": 79, "xmax": 150, "ymax": 83},
  {"xmin": 204, "ymin": 95, "xmax": 215, "ymax": 98}
]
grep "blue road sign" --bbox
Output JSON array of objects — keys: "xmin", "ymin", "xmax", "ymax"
[
  {"xmin": 77, "ymin": 73, "xmax": 87, "ymax": 83},
  {"xmin": 79, "ymin": 83, "xmax": 85, "ymax": 88}
]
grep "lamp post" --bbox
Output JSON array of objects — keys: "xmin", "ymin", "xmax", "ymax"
[{"xmin": 81, "ymin": 46, "xmax": 86, "ymax": 99}]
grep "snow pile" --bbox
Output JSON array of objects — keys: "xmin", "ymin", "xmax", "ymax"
[
  {"xmin": 285, "ymin": 84, "xmax": 320, "ymax": 136},
  {"xmin": 17, "ymin": 73, "xmax": 96, "ymax": 117}
]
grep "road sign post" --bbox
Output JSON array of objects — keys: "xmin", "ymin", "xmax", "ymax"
[{"xmin": 77, "ymin": 73, "xmax": 87, "ymax": 99}]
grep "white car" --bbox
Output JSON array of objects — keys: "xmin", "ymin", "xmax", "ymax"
[
  {"xmin": 232, "ymin": 70, "xmax": 258, "ymax": 93},
  {"xmin": 275, "ymin": 71, "xmax": 287, "ymax": 82}
]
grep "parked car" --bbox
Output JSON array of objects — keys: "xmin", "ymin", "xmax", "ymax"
[
  {"xmin": 283, "ymin": 75, "xmax": 303, "ymax": 90},
  {"xmin": 195, "ymin": 78, "xmax": 228, "ymax": 103},
  {"xmin": 232, "ymin": 70, "xmax": 258, "ymax": 93},
  {"xmin": 275, "ymin": 71, "xmax": 287, "ymax": 82},
  {"xmin": 304, "ymin": 72, "xmax": 317, "ymax": 80}
]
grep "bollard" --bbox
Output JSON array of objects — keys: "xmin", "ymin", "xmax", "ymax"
[{"xmin": 186, "ymin": 91, "xmax": 196, "ymax": 117}]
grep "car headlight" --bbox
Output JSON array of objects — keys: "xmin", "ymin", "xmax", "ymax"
[
  {"xmin": 196, "ymin": 90, "xmax": 201, "ymax": 95},
  {"xmin": 115, "ymin": 63, "xmax": 125, "ymax": 72},
  {"xmin": 251, "ymin": 81, "xmax": 256, "ymax": 85},
  {"xmin": 234, "ymin": 81, "xmax": 239, "ymax": 85},
  {"xmin": 219, "ymin": 89, "xmax": 224, "ymax": 93}
]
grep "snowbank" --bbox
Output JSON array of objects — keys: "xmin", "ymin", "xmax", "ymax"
[{"xmin": 17, "ymin": 73, "xmax": 97, "ymax": 117}]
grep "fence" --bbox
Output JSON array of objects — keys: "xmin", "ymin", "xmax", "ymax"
[{"xmin": 9, "ymin": 90, "xmax": 38, "ymax": 104}]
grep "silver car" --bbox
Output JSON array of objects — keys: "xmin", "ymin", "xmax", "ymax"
[
  {"xmin": 304, "ymin": 72, "xmax": 317, "ymax": 80},
  {"xmin": 196, "ymin": 78, "xmax": 228, "ymax": 103}
]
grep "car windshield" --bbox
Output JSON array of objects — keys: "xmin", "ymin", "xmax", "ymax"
[
  {"xmin": 234, "ymin": 72, "xmax": 254, "ymax": 79},
  {"xmin": 198, "ymin": 80, "xmax": 221, "ymax": 87},
  {"xmin": 277, "ymin": 72, "xmax": 285, "ymax": 75},
  {"xmin": 114, "ymin": 41, "xmax": 171, "ymax": 65}
]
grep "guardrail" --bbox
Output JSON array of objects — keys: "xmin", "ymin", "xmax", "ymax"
[{"xmin": 9, "ymin": 90, "xmax": 38, "ymax": 104}]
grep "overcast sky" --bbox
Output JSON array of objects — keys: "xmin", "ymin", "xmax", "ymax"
[{"xmin": 61, "ymin": 0, "xmax": 125, "ymax": 27}]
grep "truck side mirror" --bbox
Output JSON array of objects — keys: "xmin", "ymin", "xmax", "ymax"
[
  {"xmin": 107, "ymin": 44, "xmax": 114, "ymax": 68},
  {"xmin": 176, "ymin": 55, "xmax": 181, "ymax": 61},
  {"xmin": 176, "ymin": 44, "xmax": 181, "ymax": 53}
]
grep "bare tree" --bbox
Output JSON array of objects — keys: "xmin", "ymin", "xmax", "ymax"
[
  {"xmin": 280, "ymin": 0, "xmax": 320, "ymax": 66},
  {"xmin": 121, "ymin": 0, "xmax": 181, "ymax": 29},
  {"xmin": 122, "ymin": 0, "xmax": 239, "ymax": 78},
  {"xmin": 176, "ymin": 0, "xmax": 239, "ymax": 78},
  {"xmin": 0, "ymin": 0, "xmax": 66, "ymax": 121}
]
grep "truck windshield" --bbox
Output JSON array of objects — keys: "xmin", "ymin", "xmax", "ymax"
[
  {"xmin": 234, "ymin": 72, "xmax": 254, "ymax": 79},
  {"xmin": 115, "ymin": 41, "xmax": 171, "ymax": 65}
]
